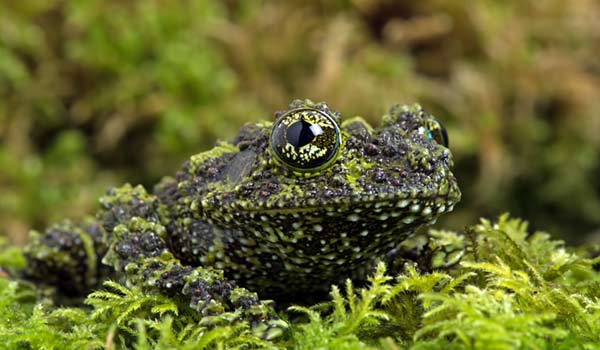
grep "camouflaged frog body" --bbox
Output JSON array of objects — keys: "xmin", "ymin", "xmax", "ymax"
[{"xmin": 23, "ymin": 99, "xmax": 460, "ymax": 333}]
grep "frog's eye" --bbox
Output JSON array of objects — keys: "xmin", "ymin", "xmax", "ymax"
[
  {"xmin": 426, "ymin": 118, "xmax": 449, "ymax": 147},
  {"xmin": 270, "ymin": 108, "xmax": 342, "ymax": 171}
]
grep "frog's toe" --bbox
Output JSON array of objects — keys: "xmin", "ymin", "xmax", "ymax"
[{"xmin": 187, "ymin": 281, "xmax": 288, "ymax": 338}]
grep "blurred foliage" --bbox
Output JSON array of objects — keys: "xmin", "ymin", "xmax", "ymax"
[{"xmin": 1, "ymin": 0, "xmax": 600, "ymax": 243}]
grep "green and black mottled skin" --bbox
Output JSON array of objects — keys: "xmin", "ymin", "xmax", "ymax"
[{"xmin": 22, "ymin": 99, "xmax": 460, "ymax": 335}]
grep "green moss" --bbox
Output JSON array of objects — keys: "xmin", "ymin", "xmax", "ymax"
[
  {"xmin": 189, "ymin": 142, "xmax": 239, "ymax": 173},
  {"xmin": 2, "ymin": 215, "xmax": 600, "ymax": 349}
]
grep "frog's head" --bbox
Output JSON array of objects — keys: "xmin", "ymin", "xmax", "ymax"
[
  {"xmin": 200, "ymin": 99, "xmax": 460, "ymax": 221},
  {"xmin": 179, "ymin": 99, "xmax": 460, "ymax": 291}
]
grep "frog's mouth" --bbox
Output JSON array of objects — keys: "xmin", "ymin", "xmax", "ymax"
[
  {"xmin": 235, "ymin": 192, "xmax": 459, "ymax": 218},
  {"xmin": 232, "ymin": 162, "xmax": 460, "ymax": 212},
  {"xmin": 212, "ymin": 173, "xmax": 461, "ymax": 225}
]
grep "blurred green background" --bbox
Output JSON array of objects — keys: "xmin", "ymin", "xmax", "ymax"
[{"xmin": 1, "ymin": 0, "xmax": 599, "ymax": 245}]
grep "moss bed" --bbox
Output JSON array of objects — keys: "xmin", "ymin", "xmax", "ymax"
[{"xmin": 1, "ymin": 214, "xmax": 599, "ymax": 349}]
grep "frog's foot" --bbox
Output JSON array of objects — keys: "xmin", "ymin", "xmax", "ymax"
[
  {"xmin": 101, "ymin": 211, "xmax": 287, "ymax": 339},
  {"xmin": 23, "ymin": 220, "xmax": 110, "ymax": 296},
  {"xmin": 157, "ymin": 261, "xmax": 288, "ymax": 339}
]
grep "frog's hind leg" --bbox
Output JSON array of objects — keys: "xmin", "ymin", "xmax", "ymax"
[
  {"xmin": 23, "ymin": 219, "xmax": 112, "ymax": 297},
  {"xmin": 98, "ymin": 184, "xmax": 287, "ymax": 338}
]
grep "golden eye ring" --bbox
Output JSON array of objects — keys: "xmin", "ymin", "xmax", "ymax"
[{"xmin": 270, "ymin": 108, "xmax": 342, "ymax": 172}]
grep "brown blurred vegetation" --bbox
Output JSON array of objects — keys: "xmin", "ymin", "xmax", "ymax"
[{"xmin": 1, "ymin": 0, "xmax": 599, "ymax": 244}]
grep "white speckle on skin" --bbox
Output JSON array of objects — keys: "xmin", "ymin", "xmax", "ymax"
[
  {"xmin": 313, "ymin": 224, "xmax": 323, "ymax": 232},
  {"xmin": 347, "ymin": 214, "xmax": 359, "ymax": 222},
  {"xmin": 378, "ymin": 213, "xmax": 389, "ymax": 220},
  {"xmin": 360, "ymin": 230, "xmax": 369, "ymax": 236},
  {"xmin": 422, "ymin": 207, "xmax": 432, "ymax": 215},
  {"xmin": 403, "ymin": 216, "xmax": 415, "ymax": 224},
  {"xmin": 397, "ymin": 200, "xmax": 409, "ymax": 208},
  {"xmin": 410, "ymin": 204, "xmax": 420, "ymax": 212}
]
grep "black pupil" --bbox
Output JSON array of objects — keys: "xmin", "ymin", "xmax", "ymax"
[{"xmin": 287, "ymin": 120, "xmax": 318, "ymax": 147}]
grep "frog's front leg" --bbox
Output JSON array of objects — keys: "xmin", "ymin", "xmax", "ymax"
[
  {"xmin": 99, "ymin": 184, "xmax": 287, "ymax": 338},
  {"xmin": 23, "ymin": 220, "xmax": 111, "ymax": 296}
]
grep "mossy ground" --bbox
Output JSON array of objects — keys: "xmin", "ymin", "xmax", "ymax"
[{"xmin": 2, "ymin": 214, "xmax": 600, "ymax": 349}]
